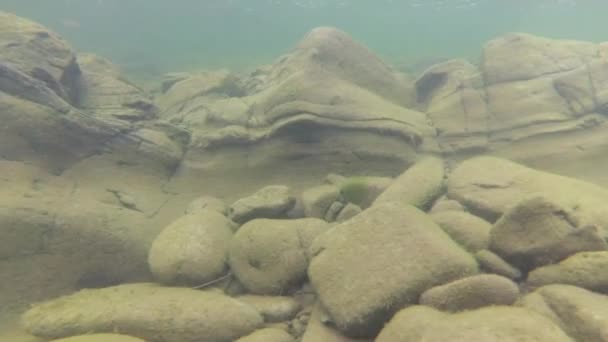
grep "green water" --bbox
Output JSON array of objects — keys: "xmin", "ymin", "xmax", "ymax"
[{"xmin": 2, "ymin": 0, "xmax": 608, "ymax": 77}]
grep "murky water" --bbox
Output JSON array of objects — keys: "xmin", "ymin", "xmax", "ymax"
[{"xmin": 2, "ymin": 0, "xmax": 608, "ymax": 75}]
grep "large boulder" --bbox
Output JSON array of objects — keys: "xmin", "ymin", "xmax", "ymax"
[
  {"xmin": 520, "ymin": 284, "xmax": 608, "ymax": 342},
  {"xmin": 489, "ymin": 195, "xmax": 607, "ymax": 270},
  {"xmin": 229, "ymin": 218, "xmax": 330, "ymax": 294},
  {"xmin": 419, "ymin": 274, "xmax": 519, "ymax": 312},
  {"xmin": 77, "ymin": 53, "xmax": 157, "ymax": 122},
  {"xmin": 448, "ymin": 156, "xmax": 608, "ymax": 226},
  {"xmin": 526, "ymin": 252, "xmax": 608, "ymax": 292},
  {"xmin": 376, "ymin": 306, "xmax": 573, "ymax": 342},
  {"xmin": 417, "ymin": 33, "xmax": 608, "ymax": 190},
  {"xmin": 162, "ymin": 27, "xmax": 437, "ymax": 198},
  {"xmin": 0, "ymin": 161, "xmax": 160, "ymax": 323},
  {"xmin": 308, "ymin": 202, "xmax": 478, "ymax": 337},
  {"xmin": 431, "ymin": 210, "xmax": 491, "ymax": 253},
  {"xmin": 372, "ymin": 156, "xmax": 445, "ymax": 210},
  {"xmin": 0, "ymin": 12, "xmax": 80, "ymax": 103},
  {"xmin": 147, "ymin": 210, "xmax": 234, "ymax": 285},
  {"xmin": 22, "ymin": 284, "xmax": 263, "ymax": 342}
]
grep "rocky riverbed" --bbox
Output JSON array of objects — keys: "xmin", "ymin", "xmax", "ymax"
[{"xmin": 2, "ymin": 10, "xmax": 608, "ymax": 342}]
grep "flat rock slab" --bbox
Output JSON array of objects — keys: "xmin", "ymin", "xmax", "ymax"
[
  {"xmin": 229, "ymin": 185, "xmax": 296, "ymax": 224},
  {"xmin": 22, "ymin": 283, "xmax": 263, "ymax": 342},
  {"xmin": 447, "ymin": 156, "xmax": 608, "ymax": 227},
  {"xmin": 308, "ymin": 202, "xmax": 478, "ymax": 337}
]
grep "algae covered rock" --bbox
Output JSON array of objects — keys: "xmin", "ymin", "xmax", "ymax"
[
  {"xmin": 51, "ymin": 334, "xmax": 145, "ymax": 342},
  {"xmin": 236, "ymin": 295, "xmax": 302, "ymax": 323},
  {"xmin": 520, "ymin": 284, "xmax": 608, "ymax": 342},
  {"xmin": 527, "ymin": 251, "xmax": 608, "ymax": 292},
  {"xmin": 489, "ymin": 195, "xmax": 607, "ymax": 270},
  {"xmin": 163, "ymin": 26, "xmax": 433, "ymax": 199},
  {"xmin": 419, "ymin": 274, "xmax": 519, "ymax": 312},
  {"xmin": 335, "ymin": 203, "xmax": 362, "ymax": 222},
  {"xmin": 376, "ymin": 305, "xmax": 573, "ymax": 342},
  {"xmin": 474, "ymin": 249, "xmax": 522, "ymax": 280},
  {"xmin": 235, "ymin": 328, "xmax": 295, "ymax": 342},
  {"xmin": 301, "ymin": 185, "xmax": 341, "ymax": 219},
  {"xmin": 300, "ymin": 303, "xmax": 371, "ymax": 342},
  {"xmin": 22, "ymin": 283, "xmax": 263, "ymax": 342},
  {"xmin": 229, "ymin": 185, "xmax": 296, "ymax": 224},
  {"xmin": 148, "ymin": 210, "xmax": 234, "ymax": 286},
  {"xmin": 372, "ymin": 156, "xmax": 445, "ymax": 210},
  {"xmin": 308, "ymin": 202, "xmax": 478, "ymax": 337},
  {"xmin": 431, "ymin": 210, "xmax": 491, "ymax": 253},
  {"xmin": 229, "ymin": 218, "xmax": 330, "ymax": 294},
  {"xmin": 77, "ymin": 53, "xmax": 157, "ymax": 122},
  {"xmin": 447, "ymin": 156, "xmax": 608, "ymax": 226},
  {"xmin": 185, "ymin": 195, "xmax": 229, "ymax": 215},
  {"xmin": 0, "ymin": 11, "xmax": 81, "ymax": 103},
  {"xmin": 337, "ymin": 176, "xmax": 392, "ymax": 208}
]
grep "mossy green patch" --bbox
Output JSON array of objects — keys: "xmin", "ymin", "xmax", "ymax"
[{"xmin": 339, "ymin": 177, "xmax": 370, "ymax": 206}]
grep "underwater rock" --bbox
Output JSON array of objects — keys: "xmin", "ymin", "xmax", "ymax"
[
  {"xmin": 301, "ymin": 185, "xmax": 341, "ymax": 219},
  {"xmin": 335, "ymin": 202, "xmax": 362, "ymax": 222},
  {"xmin": 526, "ymin": 251, "xmax": 608, "ymax": 292},
  {"xmin": 429, "ymin": 196, "xmax": 465, "ymax": 213},
  {"xmin": 324, "ymin": 201, "xmax": 345, "ymax": 222},
  {"xmin": 417, "ymin": 33, "xmax": 608, "ymax": 189},
  {"xmin": 22, "ymin": 283, "xmax": 263, "ymax": 342},
  {"xmin": 375, "ymin": 305, "xmax": 573, "ymax": 342},
  {"xmin": 474, "ymin": 249, "xmax": 522, "ymax": 280},
  {"xmin": 419, "ymin": 274, "xmax": 519, "ymax": 312},
  {"xmin": 308, "ymin": 202, "xmax": 478, "ymax": 337},
  {"xmin": 229, "ymin": 185, "xmax": 296, "ymax": 224},
  {"xmin": 415, "ymin": 59, "xmax": 489, "ymax": 155},
  {"xmin": 336, "ymin": 176, "xmax": 392, "ymax": 209},
  {"xmin": 0, "ymin": 12, "xmax": 81, "ymax": 104},
  {"xmin": 51, "ymin": 334, "xmax": 145, "ymax": 342},
  {"xmin": 482, "ymin": 33, "xmax": 598, "ymax": 86},
  {"xmin": 229, "ymin": 218, "xmax": 329, "ymax": 295},
  {"xmin": 236, "ymin": 295, "xmax": 302, "ymax": 323},
  {"xmin": 184, "ymin": 195, "xmax": 229, "ymax": 215},
  {"xmin": 372, "ymin": 156, "xmax": 445, "ymax": 210},
  {"xmin": 520, "ymin": 284, "xmax": 608, "ymax": 342},
  {"xmin": 0, "ymin": 70, "xmax": 123, "ymax": 172},
  {"xmin": 431, "ymin": 210, "xmax": 491, "ymax": 253},
  {"xmin": 77, "ymin": 53, "xmax": 157, "ymax": 122},
  {"xmin": 163, "ymin": 26, "xmax": 436, "ymax": 197},
  {"xmin": 147, "ymin": 209, "xmax": 234, "ymax": 286},
  {"xmin": 300, "ymin": 303, "xmax": 371, "ymax": 342},
  {"xmin": 0, "ymin": 161, "xmax": 161, "ymax": 323},
  {"xmin": 489, "ymin": 196, "xmax": 607, "ymax": 271},
  {"xmin": 448, "ymin": 156, "xmax": 608, "ymax": 227},
  {"xmin": 234, "ymin": 328, "xmax": 295, "ymax": 342}
]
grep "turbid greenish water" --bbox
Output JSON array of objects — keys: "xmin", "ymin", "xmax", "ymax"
[{"xmin": 2, "ymin": 0, "xmax": 608, "ymax": 77}]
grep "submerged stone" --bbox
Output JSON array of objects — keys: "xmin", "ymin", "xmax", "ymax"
[
  {"xmin": 308, "ymin": 202, "xmax": 478, "ymax": 337},
  {"xmin": 22, "ymin": 283, "xmax": 263, "ymax": 342}
]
